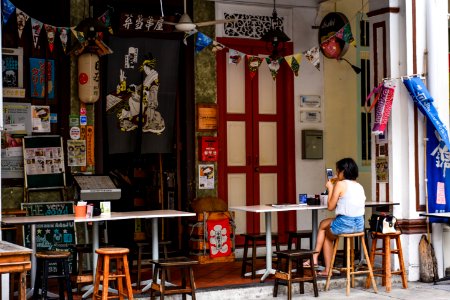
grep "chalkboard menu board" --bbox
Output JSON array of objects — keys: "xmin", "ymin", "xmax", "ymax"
[{"xmin": 21, "ymin": 201, "xmax": 76, "ymax": 272}]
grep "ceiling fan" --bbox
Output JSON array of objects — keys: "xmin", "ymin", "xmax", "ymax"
[{"xmin": 165, "ymin": 0, "xmax": 235, "ymax": 32}]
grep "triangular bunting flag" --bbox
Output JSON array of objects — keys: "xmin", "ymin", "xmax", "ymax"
[
  {"xmin": 212, "ymin": 41, "xmax": 225, "ymax": 53},
  {"xmin": 265, "ymin": 57, "xmax": 283, "ymax": 80},
  {"xmin": 71, "ymin": 27, "xmax": 85, "ymax": 43},
  {"xmin": 342, "ymin": 23, "xmax": 356, "ymax": 47},
  {"xmin": 31, "ymin": 18, "xmax": 43, "ymax": 48},
  {"xmin": 183, "ymin": 29, "xmax": 197, "ymax": 45},
  {"xmin": 58, "ymin": 27, "xmax": 70, "ymax": 54},
  {"xmin": 284, "ymin": 53, "xmax": 302, "ymax": 76},
  {"xmin": 229, "ymin": 49, "xmax": 244, "ymax": 65},
  {"xmin": 98, "ymin": 8, "xmax": 113, "ymax": 34},
  {"xmin": 303, "ymin": 46, "xmax": 320, "ymax": 71},
  {"xmin": 247, "ymin": 55, "xmax": 263, "ymax": 79},
  {"xmin": 195, "ymin": 32, "xmax": 213, "ymax": 53},
  {"xmin": 335, "ymin": 26, "xmax": 344, "ymax": 40},
  {"xmin": 16, "ymin": 8, "xmax": 30, "ymax": 38},
  {"xmin": 2, "ymin": 0, "xmax": 15, "ymax": 24},
  {"xmin": 44, "ymin": 24, "xmax": 57, "ymax": 53}
]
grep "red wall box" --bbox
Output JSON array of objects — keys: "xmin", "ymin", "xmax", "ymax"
[{"xmin": 198, "ymin": 136, "xmax": 218, "ymax": 162}]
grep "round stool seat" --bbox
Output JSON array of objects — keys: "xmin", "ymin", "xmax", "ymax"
[
  {"xmin": 95, "ymin": 247, "xmax": 129, "ymax": 255},
  {"xmin": 338, "ymin": 232, "xmax": 365, "ymax": 238},
  {"xmin": 36, "ymin": 251, "xmax": 71, "ymax": 259}
]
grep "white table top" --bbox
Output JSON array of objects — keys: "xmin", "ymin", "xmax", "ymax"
[
  {"xmin": 229, "ymin": 204, "xmax": 328, "ymax": 213},
  {"xmin": 420, "ymin": 212, "xmax": 450, "ymax": 218},
  {"xmin": 1, "ymin": 209, "xmax": 196, "ymax": 225},
  {"xmin": 365, "ymin": 201, "xmax": 399, "ymax": 207}
]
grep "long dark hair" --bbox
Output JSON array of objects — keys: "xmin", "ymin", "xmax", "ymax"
[{"xmin": 336, "ymin": 157, "xmax": 359, "ymax": 180}]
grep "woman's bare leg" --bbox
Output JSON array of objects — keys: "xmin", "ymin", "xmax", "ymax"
[
  {"xmin": 312, "ymin": 218, "xmax": 333, "ymax": 265},
  {"xmin": 322, "ymin": 229, "xmax": 337, "ymax": 273}
]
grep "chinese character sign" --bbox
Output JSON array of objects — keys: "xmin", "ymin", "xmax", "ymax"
[{"xmin": 427, "ymin": 119, "xmax": 450, "ymax": 223}]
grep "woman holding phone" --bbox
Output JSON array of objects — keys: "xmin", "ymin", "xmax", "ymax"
[{"xmin": 305, "ymin": 157, "xmax": 366, "ymax": 277}]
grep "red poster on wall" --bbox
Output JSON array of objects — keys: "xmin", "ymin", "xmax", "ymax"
[{"xmin": 207, "ymin": 218, "xmax": 232, "ymax": 258}]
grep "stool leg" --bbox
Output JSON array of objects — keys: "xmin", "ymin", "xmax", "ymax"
[
  {"xmin": 273, "ymin": 254, "xmax": 280, "ymax": 297},
  {"xmin": 366, "ymin": 235, "xmax": 378, "ymax": 288},
  {"xmin": 298, "ymin": 257, "xmax": 304, "ymax": 295},
  {"xmin": 361, "ymin": 237, "xmax": 378, "ymax": 293},
  {"xmin": 117, "ymin": 258, "xmax": 124, "ymax": 300},
  {"xmin": 137, "ymin": 245, "xmax": 143, "ymax": 288},
  {"xmin": 350, "ymin": 237, "xmax": 355, "ymax": 288},
  {"xmin": 325, "ymin": 239, "xmax": 339, "ymax": 291},
  {"xmin": 189, "ymin": 266, "xmax": 196, "ymax": 300},
  {"xmin": 64, "ymin": 259, "xmax": 73, "ymax": 300},
  {"xmin": 395, "ymin": 235, "xmax": 408, "ymax": 289},
  {"xmin": 181, "ymin": 267, "xmax": 187, "ymax": 300},
  {"xmin": 102, "ymin": 255, "xmax": 110, "ymax": 300},
  {"xmin": 41, "ymin": 260, "xmax": 49, "ymax": 300},
  {"xmin": 384, "ymin": 236, "xmax": 392, "ymax": 292},
  {"xmin": 19, "ymin": 271, "xmax": 27, "ymax": 300},
  {"xmin": 33, "ymin": 259, "xmax": 42, "ymax": 299},
  {"xmin": 287, "ymin": 257, "xmax": 292, "ymax": 300},
  {"xmin": 287, "ymin": 234, "xmax": 293, "ymax": 250},
  {"xmin": 241, "ymin": 237, "xmax": 249, "ymax": 278},
  {"xmin": 309, "ymin": 253, "xmax": 319, "ymax": 297},
  {"xmin": 251, "ymin": 239, "xmax": 257, "ymax": 279},
  {"xmin": 57, "ymin": 260, "xmax": 65, "ymax": 300},
  {"xmin": 150, "ymin": 265, "xmax": 159, "ymax": 300},
  {"xmin": 122, "ymin": 254, "xmax": 134, "ymax": 300},
  {"xmin": 346, "ymin": 237, "xmax": 351, "ymax": 296},
  {"xmin": 160, "ymin": 265, "xmax": 166, "ymax": 300},
  {"xmin": 93, "ymin": 256, "xmax": 103, "ymax": 297}
]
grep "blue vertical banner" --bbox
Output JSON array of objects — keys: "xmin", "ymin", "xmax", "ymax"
[
  {"xmin": 427, "ymin": 120, "xmax": 450, "ymax": 222},
  {"xmin": 403, "ymin": 76, "xmax": 450, "ymax": 222}
]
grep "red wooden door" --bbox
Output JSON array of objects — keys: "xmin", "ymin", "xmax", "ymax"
[{"xmin": 216, "ymin": 37, "xmax": 296, "ymax": 243}]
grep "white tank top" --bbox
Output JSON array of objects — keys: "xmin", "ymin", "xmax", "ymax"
[{"xmin": 335, "ymin": 180, "xmax": 366, "ymax": 217}]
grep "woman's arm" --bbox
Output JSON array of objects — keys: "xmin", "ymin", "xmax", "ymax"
[{"xmin": 326, "ymin": 180, "xmax": 345, "ymax": 211}]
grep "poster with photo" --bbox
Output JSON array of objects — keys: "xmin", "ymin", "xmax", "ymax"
[
  {"xmin": 199, "ymin": 164, "xmax": 214, "ymax": 189},
  {"xmin": 23, "ymin": 147, "xmax": 64, "ymax": 175},
  {"xmin": 376, "ymin": 156, "xmax": 389, "ymax": 182},
  {"xmin": 67, "ymin": 140, "xmax": 86, "ymax": 167},
  {"xmin": 31, "ymin": 105, "xmax": 50, "ymax": 132}
]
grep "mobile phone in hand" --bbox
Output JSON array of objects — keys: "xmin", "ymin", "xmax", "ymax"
[{"xmin": 326, "ymin": 168, "xmax": 333, "ymax": 180}]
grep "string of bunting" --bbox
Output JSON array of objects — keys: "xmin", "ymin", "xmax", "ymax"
[
  {"xmin": 1, "ymin": 0, "xmax": 112, "ymax": 54},
  {"xmin": 191, "ymin": 21, "xmax": 356, "ymax": 80}
]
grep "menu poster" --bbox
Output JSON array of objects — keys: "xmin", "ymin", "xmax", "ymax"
[
  {"xmin": 31, "ymin": 105, "xmax": 51, "ymax": 132},
  {"xmin": 376, "ymin": 156, "xmax": 389, "ymax": 183},
  {"xmin": 199, "ymin": 164, "xmax": 214, "ymax": 189},
  {"xmin": 67, "ymin": 139, "xmax": 86, "ymax": 167},
  {"xmin": 24, "ymin": 147, "xmax": 64, "ymax": 175}
]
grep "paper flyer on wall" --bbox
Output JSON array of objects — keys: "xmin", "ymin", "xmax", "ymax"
[
  {"xmin": 199, "ymin": 164, "xmax": 214, "ymax": 189},
  {"xmin": 67, "ymin": 139, "xmax": 86, "ymax": 167},
  {"xmin": 24, "ymin": 147, "xmax": 64, "ymax": 175},
  {"xmin": 31, "ymin": 105, "xmax": 50, "ymax": 132}
]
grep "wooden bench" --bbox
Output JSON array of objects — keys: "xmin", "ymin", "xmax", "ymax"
[{"xmin": 0, "ymin": 240, "xmax": 32, "ymax": 300}]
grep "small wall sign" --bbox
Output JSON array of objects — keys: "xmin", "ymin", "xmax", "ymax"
[{"xmin": 197, "ymin": 103, "xmax": 218, "ymax": 131}]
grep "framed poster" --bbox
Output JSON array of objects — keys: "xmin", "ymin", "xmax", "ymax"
[
  {"xmin": 2, "ymin": 48, "xmax": 25, "ymax": 98},
  {"xmin": 197, "ymin": 104, "xmax": 218, "ymax": 131},
  {"xmin": 199, "ymin": 164, "xmax": 214, "ymax": 189}
]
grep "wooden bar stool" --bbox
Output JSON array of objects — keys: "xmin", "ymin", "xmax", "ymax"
[
  {"xmin": 273, "ymin": 250, "xmax": 319, "ymax": 300},
  {"xmin": 287, "ymin": 230, "xmax": 313, "ymax": 250},
  {"xmin": 325, "ymin": 232, "xmax": 378, "ymax": 296},
  {"xmin": 365, "ymin": 231, "xmax": 408, "ymax": 292},
  {"xmin": 241, "ymin": 233, "xmax": 280, "ymax": 279},
  {"xmin": 149, "ymin": 257, "xmax": 198, "ymax": 300},
  {"xmin": 93, "ymin": 247, "xmax": 133, "ymax": 300},
  {"xmin": 134, "ymin": 240, "xmax": 172, "ymax": 288},
  {"xmin": 33, "ymin": 251, "xmax": 73, "ymax": 300}
]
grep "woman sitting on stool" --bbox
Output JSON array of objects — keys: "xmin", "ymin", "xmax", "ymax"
[{"xmin": 309, "ymin": 157, "xmax": 366, "ymax": 277}]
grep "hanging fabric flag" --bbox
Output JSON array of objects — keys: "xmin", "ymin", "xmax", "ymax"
[
  {"xmin": 403, "ymin": 76, "xmax": 450, "ymax": 150},
  {"xmin": 265, "ymin": 57, "xmax": 283, "ymax": 80},
  {"xmin": 303, "ymin": 46, "xmax": 320, "ymax": 71},
  {"xmin": 44, "ymin": 24, "xmax": 57, "ymax": 53},
  {"xmin": 195, "ymin": 32, "xmax": 213, "ymax": 53},
  {"xmin": 58, "ymin": 27, "xmax": 70, "ymax": 54},
  {"xmin": 98, "ymin": 7, "xmax": 114, "ymax": 35},
  {"xmin": 211, "ymin": 41, "xmax": 225, "ymax": 53},
  {"xmin": 71, "ymin": 27, "xmax": 85, "ymax": 43},
  {"xmin": 16, "ymin": 8, "xmax": 29, "ymax": 39},
  {"xmin": 183, "ymin": 29, "xmax": 197, "ymax": 45},
  {"xmin": 426, "ymin": 119, "xmax": 450, "ymax": 223},
  {"xmin": 335, "ymin": 25, "xmax": 344, "ymax": 40},
  {"xmin": 247, "ymin": 55, "xmax": 263, "ymax": 79},
  {"xmin": 284, "ymin": 53, "xmax": 302, "ymax": 76},
  {"xmin": 371, "ymin": 79, "xmax": 396, "ymax": 135},
  {"xmin": 31, "ymin": 18, "xmax": 43, "ymax": 49},
  {"xmin": 2, "ymin": 0, "xmax": 15, "ymax": 24},
  {"xmin": 342, "ymin": 23, "xmax": 356, "ymax": 47},
  {"xmin": 229, "ymin": 49, "xmax": 244, "ymax": 65}
]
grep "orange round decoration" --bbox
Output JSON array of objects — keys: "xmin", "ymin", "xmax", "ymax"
[{"xmin": 318, "ymin": 12, "xmax": 349, "ymax": 59}]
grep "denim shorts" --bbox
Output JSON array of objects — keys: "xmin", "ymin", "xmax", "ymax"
[{"xmin": 330, "ymin": 215, "xmax": 364, "ymax": 235}]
